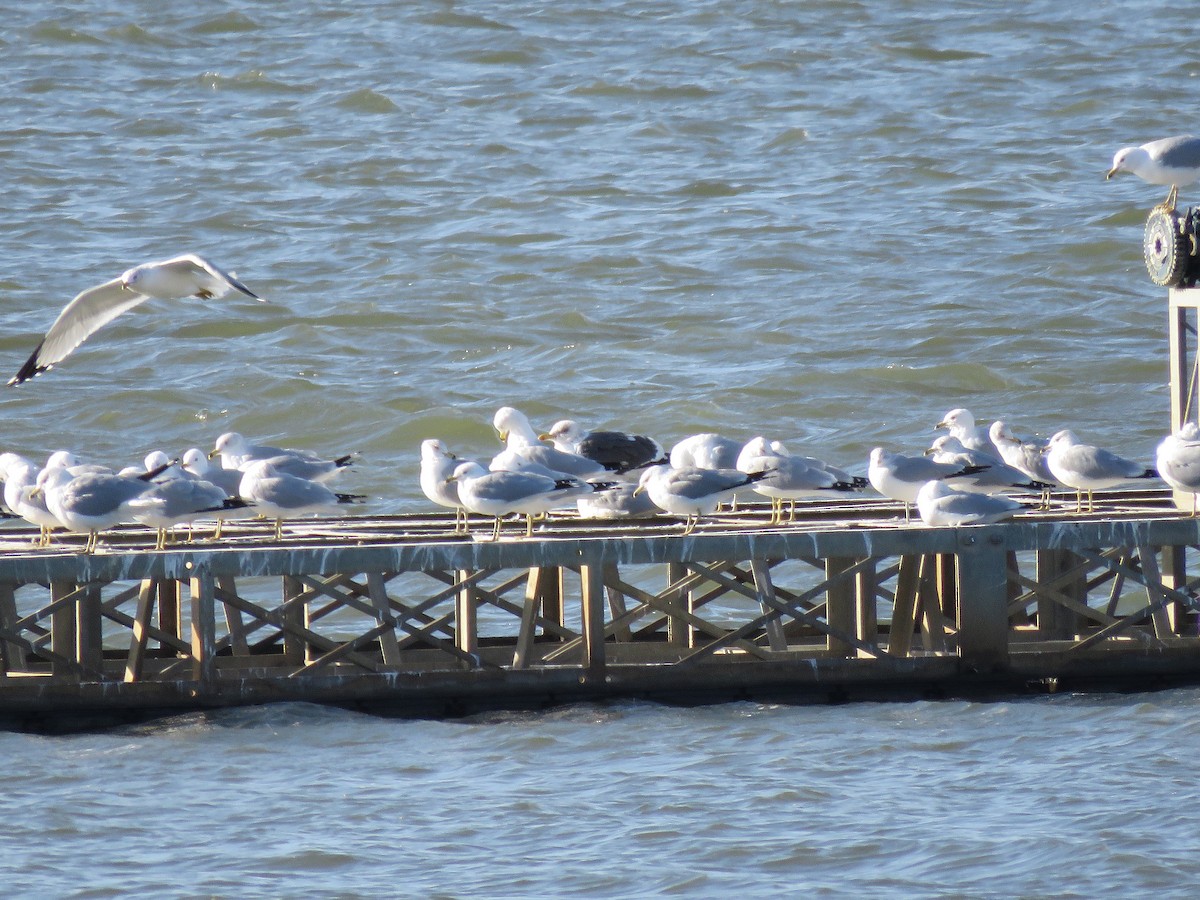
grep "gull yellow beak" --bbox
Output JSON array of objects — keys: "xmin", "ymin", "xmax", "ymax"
[
  {"xmin": 632, "ymin": 485, "xmax": 645, "ymax": 496},
  {"xmin": 207, "ymin": 448, "xmax": 220, "ymax": 460},
  {"xmin": 496, "ymin": 429, "xmax": 508, "ymax": 445},
  {"xmin": 1106, "ymin": 167, "xmax": 1119, "ymax": 181},
  {"xmin": 933, "ymin": 421, "xmax": 948, "ymax": 431},
  {"xmin": 923, "ymin": 448, "xmax": 936, "ymax": 456}
]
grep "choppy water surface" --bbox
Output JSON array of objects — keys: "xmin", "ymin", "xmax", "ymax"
[
  {"xmin": 3, "ymin": 695, "xmax": 1200, "ymax": 897},
  {"xmin": 4, "ymin": 0, "xmax": 1199, "ymax": 894}
]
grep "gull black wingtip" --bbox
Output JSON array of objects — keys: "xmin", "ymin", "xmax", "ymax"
[{"xmin": 8, "ymin": 343, "xmax": 48, "ymax": 387}]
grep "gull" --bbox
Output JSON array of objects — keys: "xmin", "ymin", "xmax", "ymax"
[
  {"xmin": 0, "ymin": 452, "xmax": 31, "ymax": 514},
  {"xmin": 867, "ymin": 448, "xmax": 989, "ymax": 520},
  {"xmin": 925, "ymin": 435, "xmax": 1050, "ymax": 495},
  {"xmin": 448, "ymin": 460, "xmax": 606, "ymax": 540},
  {"xmin": 1044, "ymin": 430, "xmax": 1158, "ymax": 512},
  {"xmin": 209, "ymin": 432, "xmax": 355, "ymax": 482},
  {"xmin": 180, "ymin": 447, "xmax": 249, "ymax": 539},
  {"xmin": 35, "ymin": 463, "xmax": 173, "ymax": 553},
  {"xmin": 491, "ymin": 407, "xmax": 607, "ymax": 479},
  {"xmin": 129, "ymin": 478, "xmax": 248, "ymax": 550},
  {"xmin": 541, "ymin": 419, "xmax": 664, "ymax": 475},
  {"xmin": 45, "ymin": 450, "xmax": 111, "ymax": 477},
  {"xmin": 736, "ymin": 436, "xmax": 867, "ymax": 488},
  {"xmin": 737, "ymin": 439, "xmax": 860, "ymax": 524},
  {"xmin": 916, "ymin": 480, "xmax": 1025, "ymax": 527},
  {"xmin": 934, "ymin": 408, "xmax": 996, "ymax": 454},
  {"xmin": 8, "ymin": 253, "xmax": 263, "ymax": 385},
  {"xmin": 669, "ymin": 433, "xmax": 742, "ymax": 470},
  {"xmin": 989, "ymin": 421, "xmax": 1057, "ymax": 507},
  {"xmin": 143, "ymin": 450, "xmax": 188, "ymax": 481},
  {"xmin": 1, "ymin": 455, "xmax": 62, "ymax": 544},
  {"xmin": 237, "ymin": 459, "xmax": 366, "ymax": 541},
  {"xmin": 1156, "ymin": 423, "xmax": 1200, "ymax": 515},
  {"xmin": 420, "ymin": 439, "xmax": 471, "ymax": 533},
  {"xmin": 180, "ymin": 448, "xmax": 243, "ymax": 497},
  {"xmin": 1107, "ymin": 135, "xmax": 1200, "ymax": 211},
  {"xmin": 634, "ymin": 464, "xmax": 766, "ymax": 535},
  {"xmin": 576, "ymin": 482, "xmax": 661, "ymax": 519}
]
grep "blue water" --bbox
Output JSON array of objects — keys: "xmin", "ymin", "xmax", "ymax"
[
  {"xmin": 3, "ymin": 694, "xmax": 1197, "ymax": 897},
  {"xmin": 3, "ymin": 0, "xmax": 1199, "ymax": 894}
]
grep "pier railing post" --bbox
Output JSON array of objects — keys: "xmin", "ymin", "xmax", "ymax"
[{"xmin": 955, "ymin": 535, "xmax": 1010, "ymax": 672}]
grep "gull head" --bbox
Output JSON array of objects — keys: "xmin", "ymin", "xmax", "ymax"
[
  {"xmin": 633, "ymin": 463, "xmax": 668, "ymax": 496},
  {"xmin": 209, "ymin": 431, "xmax": 245, "ymax": 460},
  {"xmin": 1044, "ymin": 430, "xmax": 1080, "ymax": 454},
  {"xmin": 119, "ymin": 264, "xmax": 145, "ymax": 292},
  {"xmin": 935, "ymin": 408, "xmax": 974, "ymax": 432},
  {"xmin": 1107, "ymin": 146, "xmax": 1148, "ymax": 181},
  {"xmin": 446, "ymin": 460, "xmax": 485, "ymax": 485},
  {"xmin": 541, "ymin": 420, "xmax": 584, "ymax": 445},
  {"xmin": 421, "ymin": 439, "xmax": 456, "ymax": 463}
]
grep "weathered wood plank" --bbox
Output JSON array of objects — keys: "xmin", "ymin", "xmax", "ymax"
[
  {"xmin": 124, "ymin": 580, "xmax": 156, "ymax": 684},
  {"xmin": 579, "ymin": 564, "xmax": 605, "ymax": 673},
  {"xmin": 190, "ymin": 574, "xmax": 216, "ymax": 685}
]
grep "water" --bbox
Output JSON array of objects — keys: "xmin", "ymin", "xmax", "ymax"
[
  {"xmin": 3, "ymin": 695, "xmax": 1199, "ymax": 897},
  {"xmin": 3, "ymin": 0, "xmax": 1199, "ymax": 893}
]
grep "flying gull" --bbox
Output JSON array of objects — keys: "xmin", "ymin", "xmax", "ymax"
[{"xmin": 9, "ymin": 253, "xmax": 263, "ymax": 385}]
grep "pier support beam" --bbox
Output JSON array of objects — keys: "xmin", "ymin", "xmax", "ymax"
[{"xmin": 955, "ymin": 538, "xmax": 1009, "ymax": 671}]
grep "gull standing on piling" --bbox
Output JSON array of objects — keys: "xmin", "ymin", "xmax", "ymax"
[
  {"xmin": 181, "ymin": 447, "xmax": 252, "ymax": 539},
  {"xmin": 634, "ymin": 464, "xmax": 766, "ymax": 535},
  {"xmin": 209, "ymin": 432, "xmax": 356, "ymax": 482},
  {"xmin": 1, "ymin": 455, "xmax": 62, "ymax": 545},
  {"xmin": 420, "ymin": 439, "xmax": 471, "ymax": 533},
  {"xmin": 129, "ymin": 477, "xmax": 247, "ymax": 550},
  {"xmin": 934, "ymin": 408, "xmax": 997, "ymax": 455},
  {"xmin": 867, "ymin": 448, "xmax": 988, "ymax": 520},
  {"xmin": 1156, "ymin": 423, "xmax": 1200, "ymax": 515},
  {"xmin": 925, "ymin": 435, "xmax": 1049, "ymax": 495},
  {"xmin": 1044, "ymin": 430, "xmax": 1158, "ymax": 512},
  {"xmin": 491, "ymin": 407, "xmax": 608, "ymax": 480},
  {"xmin": 1107, "ymin": 135, "xmax": 1200, "ymax": 211},
  {"xmin": 8, "ymin": 254, "xmax": 264, "ymax": 385},
  {"xmin": 989, "ymin": 421, "xmax": 1057, "ymax": 508},
  {"xmin": 448, "ymin": 460, "xmax": 606, "ymax": 541},
  {"xmin": 237, "ymin": 459, "xmax": 365, "ymax": 541},
  {"xmin": 35, "ymin": 462, "xmax": 175, "ymax": 553},
  {"xmin": 736, "ymin": 438, "xmax": 859, "ymax": 525}
]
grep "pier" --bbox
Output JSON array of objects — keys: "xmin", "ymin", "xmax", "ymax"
[
  {"xmin": 1, "ymin": 486, "xmax": 1199, "ymax": 730},
  {"xmin": 1, "ymin": 281, "xmax": 1198, "ymax": 730}
]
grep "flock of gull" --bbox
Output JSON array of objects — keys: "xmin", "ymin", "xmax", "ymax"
[
  {"xmin": 3, "ymin": 136, "xmax": 1200, "ymax": 551},
  {"xmin": 412, "ymin": 404, "xmax": 1200, "ymax": 541},
  {"xmin": 6, "ymin": 401, "xmax": 1197, "ymax": 553}
]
